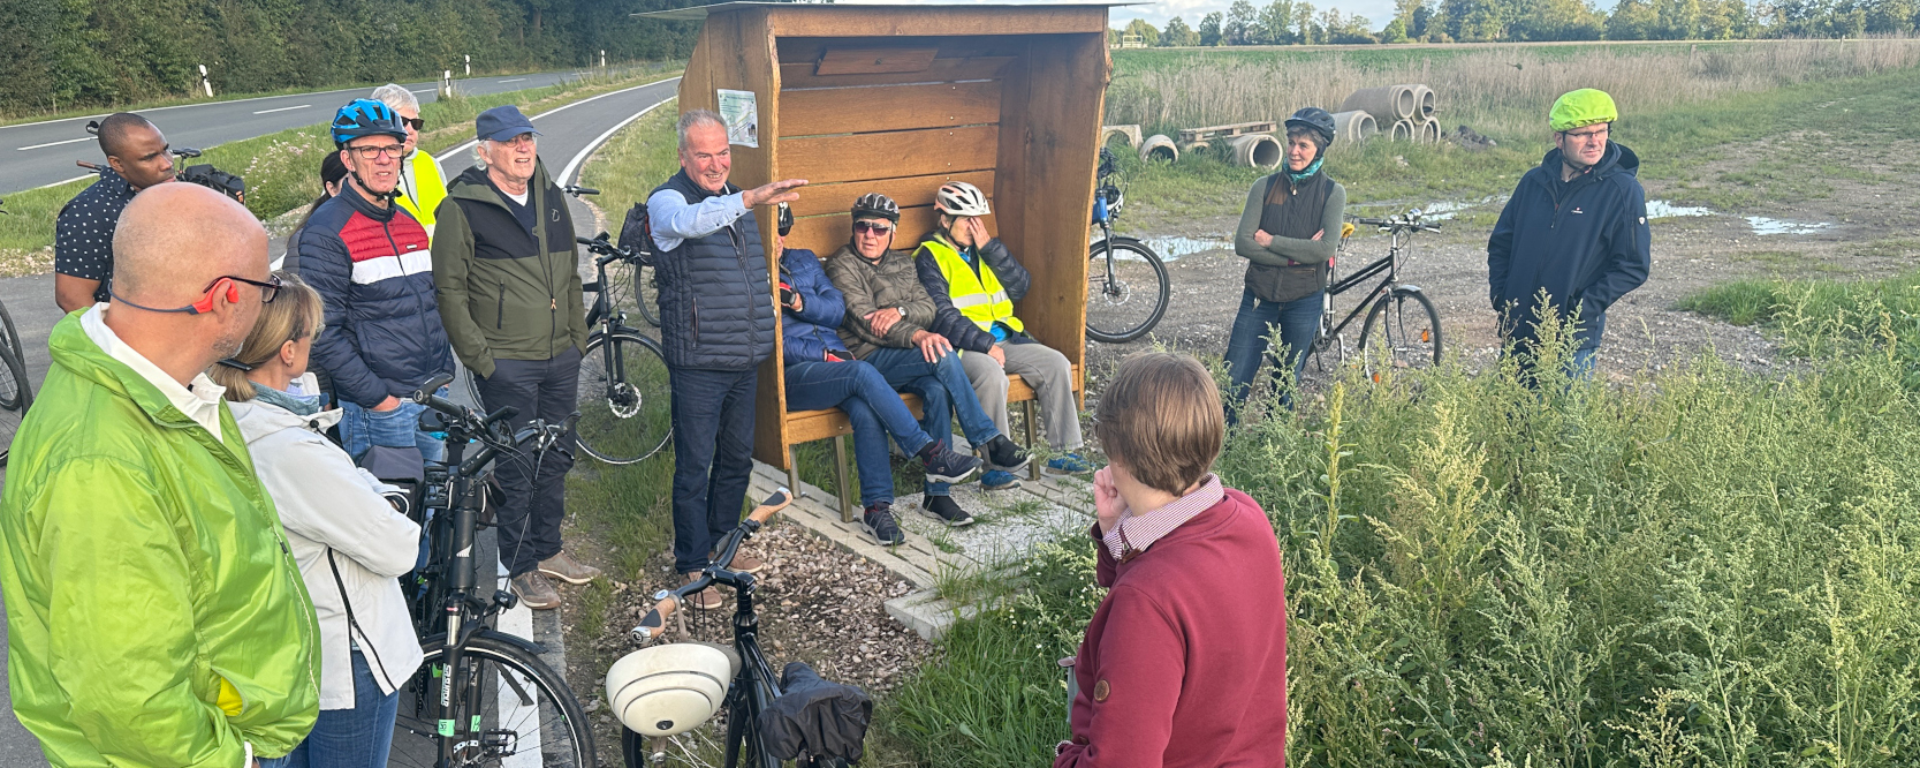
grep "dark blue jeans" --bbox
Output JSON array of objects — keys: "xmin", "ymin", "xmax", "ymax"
[
  {"xmin": 282, "ymin": 650, "xmax": 399, "ymax": 768},
  {"xmin": 1224, "ymin": 287, "xmax": 1324, "ymax": 416},
  {"xmin": 669, "ymin": 366, "xmax": 757, "ymax": 574},
  {"xmin": 861, "ymin": 346, "xmax": 999, "ymax": 497},
  {"xmin": 786, "ymin": 360, "xmax": 935, "ymax": 508}
]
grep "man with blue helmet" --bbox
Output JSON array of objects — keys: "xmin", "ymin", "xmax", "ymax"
[{"xmin": 297, "ymin": 99, "xmax": 454, "ymax": 461}]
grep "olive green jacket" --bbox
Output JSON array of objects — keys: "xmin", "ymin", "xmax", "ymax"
[{"xmin": 0, "ymin": 313, "xmax": 320, "ymax": 767}]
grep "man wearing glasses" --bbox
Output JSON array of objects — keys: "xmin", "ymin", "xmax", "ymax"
[
  {"xmin": 298, "ymin": 99, "xmax": 453, "ymax": 461},
  {"xmin": 1, "ymin": 183, "xmax": 319, "ymax": 768},
  {"xmin": 1487, "ymin": 88, "xmax": 1651, "ymax": 381},
  {"xmin": 372, "ymin": 83, "xmax": 449, "ymax": 241},
  {"xmin": 431, "ymin": 105, "xmax": 596, "ymax": 610}
]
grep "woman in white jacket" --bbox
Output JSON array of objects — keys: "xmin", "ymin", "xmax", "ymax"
[{"xmin": 212, "ymin": 271, "xmax": 423, "ymax": 768}]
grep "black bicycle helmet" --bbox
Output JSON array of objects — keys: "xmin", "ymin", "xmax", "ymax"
[
  {"xmin": 331, "ymin": 99, "xmax": 407, "ymax": 148},
  {"xmin": 851, "ymin": 193, "xmax": 899, "ymax": 223},
  {"xmin": 1285, "ymin": 107, "xmax": 1337, "ymax": 147}
]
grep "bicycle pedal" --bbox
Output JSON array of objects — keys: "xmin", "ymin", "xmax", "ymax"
[{"xmin": 481, "ymin": 729, "xmax": 517, "ymax": 755}]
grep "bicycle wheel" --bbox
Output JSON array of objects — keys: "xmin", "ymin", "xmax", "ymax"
[
  {"xmin": 1084, "ymin": 238, "xmax": 1170, "ymax": 344},
  {"xmin": 576, "ymin": 331, "xmax": 673, "ymax": 465},
  {"xmin": 0, "ymin": 303, "xmax": 33, "ymax": 466},
  {"xmin": 632, "ymin": 262, "xmax": 661, "ymax": 328},
  {"xmin": 1358, "ymin": 287, "xmax": 1442, "ymax": 377},
  {"xmin": 391, "ymin": 634, "xmax": 596, "ymax": 768}
]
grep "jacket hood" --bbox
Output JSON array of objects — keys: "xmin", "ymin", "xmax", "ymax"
[
  {"xmin": 448, "ymin": 157, "xmax": 555, "ymax": 207},
  {"xmin": 1540, "ymin": 141, "xmax": 1639, "ymax": 181},
  {"xmin": 231, "ymin": 394, "xmax": 343, "ymax": 447}
]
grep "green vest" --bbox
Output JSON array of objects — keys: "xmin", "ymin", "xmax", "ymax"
[{"xmin": 921, "ymin": 236, "xmax": 1025, "ymax": 335}]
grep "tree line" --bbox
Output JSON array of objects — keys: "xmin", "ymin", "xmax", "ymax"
[
  {"xmin": 0, "ymin": 0, "xmax": 710, "ymax": 116},
  {"xmin": 1114, "ymin": 0, "xmax": 1920, "ymax": 46}
]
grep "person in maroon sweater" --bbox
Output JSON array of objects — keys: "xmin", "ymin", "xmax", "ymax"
[{"xmin": 1056, "ymin": 352, "xmax": 1289, "ymax": 768}]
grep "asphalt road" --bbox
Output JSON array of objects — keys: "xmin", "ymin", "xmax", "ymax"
[
  {"xmin": 0, "ymin": 75, "xmax": 680, "ymax": 765},
  {"xmin": 2, "ymin": 70, "xmax": 589, "ymax": 196}
]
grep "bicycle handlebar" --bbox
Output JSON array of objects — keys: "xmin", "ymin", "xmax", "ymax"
[
  {"xmin": 633, "ymin": 488, "xmax": 793, "ymax": 642},
  {"xmin": 563, "ymin": 185, "xmax": 599, "ymax": 197},
  {"xmin": 1352, "ymin": 213, "xmax": 1442, "ymax": 233}
]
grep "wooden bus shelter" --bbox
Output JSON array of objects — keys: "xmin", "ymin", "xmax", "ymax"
[{"xmin": 646, "ymin": 2, "xmax": 1112, "ymax": 508}]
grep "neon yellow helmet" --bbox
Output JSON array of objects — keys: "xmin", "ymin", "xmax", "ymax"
[{"xmin": 1549, "ymin": 89, "xmax": 1617, "ymax": 133}]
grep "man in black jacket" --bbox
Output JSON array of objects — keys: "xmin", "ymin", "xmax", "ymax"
[
  {"xmin": 432, "ymin": 105, "xmax": 597, "ymax": 610},
  {"xmin": 646, "ymin": 109, "xmax": 805, "ymax": 610}
]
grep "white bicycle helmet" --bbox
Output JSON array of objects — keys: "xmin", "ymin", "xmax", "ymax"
[
  {"xmin": 934, "ymin": 181, "xmax": 991, "ymax": 217},
  {"xmin": 606, "ymin": 641, "xmax": 741, "ymax": 737}
]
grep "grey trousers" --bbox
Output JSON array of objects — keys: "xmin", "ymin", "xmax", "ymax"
[{"xmin": 959, "ymin": 341, "xmax": 1083, "ymax": 451}]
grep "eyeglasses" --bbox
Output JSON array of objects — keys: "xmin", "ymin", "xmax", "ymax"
[
  {"xmin": 401, "ymin": 117, "xmax": 425, "ymax": 131},
  {"xmin": 109, "ymin": 274, "xmax": 283, "ymax": 315},
  {"xmin": 494, "ymin": 133, "xmax": 537, "ymax": 148},
  {"xmin": 854, "ymin": 221, "xmax": 893, "ymax": 235},
  {"xmin": 348, "ymin": 144, "xmax": 405, "ymax": 159},
  {"xmin": 1561, "ymin": 126, "xmax": 1609, "ymax": 141}
]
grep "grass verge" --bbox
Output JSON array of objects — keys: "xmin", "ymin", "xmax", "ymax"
[{"xmin": 0, "ymin": 63, "xmax": 682, "ymax": 275}]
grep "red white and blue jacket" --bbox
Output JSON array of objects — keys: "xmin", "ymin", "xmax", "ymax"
[{"xmin": 297, "ymin": 187, "xmax": 453, "ymax": 408}]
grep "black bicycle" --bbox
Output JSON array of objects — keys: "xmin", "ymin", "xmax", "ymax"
[
  {"xmin": 0, "ymin": 198, "xmax": 30, "ymax": 466},
  {"xmin": 1086, "ymin": 148, "xmax": 1170, "ymax": 344},
  {"xmin": 388, "ymin": 374, "xmax": 596, "ymax": 768},
  {"xmin": 574, "ymin": 231, "xmax": 673, "ymax": 465},
  {"xmin": 619, "ymin": 488, "xmax": 870, "ymax": 768},
  {"xmin": 1304, "ymin": 210, "xmax": 1443, "ymax": 378}
]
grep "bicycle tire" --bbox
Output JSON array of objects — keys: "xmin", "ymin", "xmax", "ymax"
[
  {"xmin": 632, "ymin": 262, "xmax": 661, "ymax": 328},
  {"xmin": 576, "ymin": 330, "xmax": 673, "ymax": 465},
  {"xmin": 0, "ymin": 303, "xmax": 33, "ymax": 466},
  {"xmin": 391, "ymin": 634, "xmax": 596, "ymax": 768},
  {"xmin": 1084, "ymin": 238, "xmax": 1170, "ymax": 344},
  {"xmin": 1358, "ymin": 287, "xmax": 1442, "ymax": 378}
]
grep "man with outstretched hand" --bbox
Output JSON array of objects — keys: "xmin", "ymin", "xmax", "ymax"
[
  {"xmin": 299, "ymin": 99, "xmax": 454, "ymax": 460},
  {"xmin": 2, "ymin": 183, "xmax": 319, "ymax": 768},
  {"xmin": 1488, "ymin": 88, "xmax": 1651, "ymax": 381},
  {"xmin": 647, "ymin": 109, "xmax": 805, "ymax": 610}
]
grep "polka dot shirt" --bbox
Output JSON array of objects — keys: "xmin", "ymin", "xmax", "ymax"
[{"xmin": 55, "ymin": 168, "xmax": 137, "ymax": 303}]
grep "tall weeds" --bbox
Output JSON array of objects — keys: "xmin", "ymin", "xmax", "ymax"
[{"xmin": 888, "ymin": 285, "xmax": 1920, "ymax": 766}]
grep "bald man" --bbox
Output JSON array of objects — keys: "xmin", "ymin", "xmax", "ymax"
[
  {"xmin": 54, "ymin": 112, "xmax": 176, "ymax": 313},
  {"xmin": 0, "ymin": 184, "xmax": 320, "ymax": 768}
]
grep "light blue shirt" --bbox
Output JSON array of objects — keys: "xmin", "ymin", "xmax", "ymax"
[{"xmin": 647, "ymin": 185, "xmax": 749, "ymax": 253}]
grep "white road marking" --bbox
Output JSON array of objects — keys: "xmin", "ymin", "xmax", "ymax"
[
  {"xmin": 15, "ymin": 137, "xmax": 92, "ymax": 151},
  {"xmin": 437, "ymin": 76, "xmax": 681, "ymax": 162},
  {"xmin": 558, "ymin": 98, "xmax": 675, "ymax": 187},
  {"xmin": 499, "ymin": 78, "xmax": 528, "ymax": 84},
  {"xmin": 252, "ymin": 104, "xmax": 310, "ymax": 115}
]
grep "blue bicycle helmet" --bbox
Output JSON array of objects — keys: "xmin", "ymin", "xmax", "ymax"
[{"xmin": 331, "ymin": 99, "xmax": 407, "ymax": 147}]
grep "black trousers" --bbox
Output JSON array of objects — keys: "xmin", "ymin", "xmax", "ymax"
[
  {"xmin": 667, "ymin": 365, "xmax": 757, "ymax": 574},
  {"xmin": 475, "ymin": 346, "xmax": 582, "ymax": 577}
]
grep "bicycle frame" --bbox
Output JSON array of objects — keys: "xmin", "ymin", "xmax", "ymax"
[{"xmin": 1316, "ymin": 216, "xmax": 1429, "ymax": 353}]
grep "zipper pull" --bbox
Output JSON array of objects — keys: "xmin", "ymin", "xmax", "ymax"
[{"xmin": 551, "ymin": 298, "xmax": 557, "ymax": 310}]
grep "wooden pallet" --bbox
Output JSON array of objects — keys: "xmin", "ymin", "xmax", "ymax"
[{"xmin": 1178, "ymin": 120, "xmax": 1278, "ymax": 143}]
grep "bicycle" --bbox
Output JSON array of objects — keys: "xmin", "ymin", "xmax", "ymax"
[
  {"xmin": 1302, "ymin": 209, "xmax": 1443, "ymax": 379},
  {"xmin": 1085, "ymin": 148, "xmax": 1170, "ymax": 344},
  {"xmin": 388, "ymin": 373, "xmax": 596, "ymax": 768},
  {"xmin": 574, "ymin": 231, "xmax": 674, "ymax": 465},
  {"xmin": 613, "ymin": 489, "xmax": 870, "ymax": 768},
  {"xmin": 0, "ymin": 198, "xmax": 31, "ymax": 466}
]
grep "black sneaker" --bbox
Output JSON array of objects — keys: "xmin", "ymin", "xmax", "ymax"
[
  {"xmin": 861, "ymin": 503, "xmax": 906, "ymax": 546},
  {"xmin": 921, "ymin": 443, "xmax": 983, "ymax": 484},
  {"xmin": 981, "ymin": 434, "xmax": 1031, "ymax": 473},
  {"xmin": 919, "ymin": 495, "xmax": 976, "ymax": 528}
]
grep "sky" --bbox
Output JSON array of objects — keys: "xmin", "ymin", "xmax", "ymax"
[{"xmin": 835, "ymin": 0, "xmax": 1402, "ymax": 34}]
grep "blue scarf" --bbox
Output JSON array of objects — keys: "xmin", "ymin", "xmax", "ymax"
[
  {"xmin": 1286, "ymin": 157, "xmax": 1324, "ymax": 186},
  {"xmin": 252, "ymin": 381, "xmax": 323, "ymax": 416}
]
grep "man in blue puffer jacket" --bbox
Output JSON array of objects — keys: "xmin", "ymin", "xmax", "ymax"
[
  {"xmin": 1488, "ymin": 88, "xmax": 1650, "ymax": 381},
  {"xmin": 647, "ymin": 109, "xmax": 806, "ymax": 610},
  {"xmin": 300, "ymin": 100, "xmax": 454, "ymax": 460}
]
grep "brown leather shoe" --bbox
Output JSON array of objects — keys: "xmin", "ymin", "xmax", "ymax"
[
  {"xmin": 511, "ymin": 572, "xmax": 561, "ymax": 611},
  {"xmin": 538, "ymin": 551, "xmax": 603, "ymax": 585},
  {"xmin": 720, "ymin": 549, "xmax": 766, "ymax": 574},
  {"xmin": 683, "ymin": 573, "xmax": 724, "ymax": 610}
]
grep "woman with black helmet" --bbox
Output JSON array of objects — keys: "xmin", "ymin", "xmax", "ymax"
[{"xmin": 1222, "ymin": 106, "xmax": 1346, "ymax": 420}]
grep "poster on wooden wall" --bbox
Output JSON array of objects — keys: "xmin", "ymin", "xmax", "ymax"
[{"xmin": 718, "ymin": 89, "xmax": 759, "ymax": 147}]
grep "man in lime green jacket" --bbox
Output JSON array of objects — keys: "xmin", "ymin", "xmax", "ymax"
[{"xmin": 0, "ymin": 184, "xmax": 320, "ymax": 768}]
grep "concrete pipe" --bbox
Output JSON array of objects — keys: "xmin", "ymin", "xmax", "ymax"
[
  {"xmin": 1183, "ymin": 140, "xmax": 1213, "ymax": 156},
  {"xmin": 1101, "ymin": 124, "xmax": 1143, "ymax": 150},
  {"xmin": 1411, "ymin": 85, "xmax": 1437, "ymax": 122},
  {"xmin": 1140, "ymin": 134, "xmax": 1179, "ymax": 163},
  {"xmin": 1228, "ymin": 134, "xmax": 1283, "ymax": 169},
  {"xmin": 1331, "ymin": 110, "xmax": 1378, "ymax": 145},
  {"xmin": 1417, "ymin": 119, "xmax": 1441, "ymax": 144},
  {"xmin": 1389, "ymin": 119, "xmax": 1415, "ymax": 142},
  {"xmin": 1339, "ymin": 85, "xmax": 1416, "ymax": 126}
]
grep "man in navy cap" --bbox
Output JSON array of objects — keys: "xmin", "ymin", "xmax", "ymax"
[{"xmin": 432, "ymin": 104, "xmax": 599, "ymax": 609}]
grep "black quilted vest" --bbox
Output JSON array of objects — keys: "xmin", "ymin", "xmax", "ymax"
[{"xmin": 651, "ymin": 170, "xmax": 776, "ymax": 371}]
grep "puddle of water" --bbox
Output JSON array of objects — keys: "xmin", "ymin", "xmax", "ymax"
[
  {"xmin": 1410, "ymin": 195, "xmax": 1505, "ymax": 221},
  {"xmin": 1137, "ymin": 236, "xmax": 1230, "ymax": 261},
  {"xmin": 1646, "ymin": 199, "xmax": 1833, "ymax": 236}
]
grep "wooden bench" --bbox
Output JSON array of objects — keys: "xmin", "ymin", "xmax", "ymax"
[{"xmin": 783, "ymin": 368, "xmax": 1078, "ymax": 523}]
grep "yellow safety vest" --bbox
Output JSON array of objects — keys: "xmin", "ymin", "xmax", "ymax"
[
  {"xmin": 919, "ymin": 235, "xmax": 1025, "ymax": 335},
  {"xmin": 395, "ymin": 149, "xmax": 448, "ymax": 241}
]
